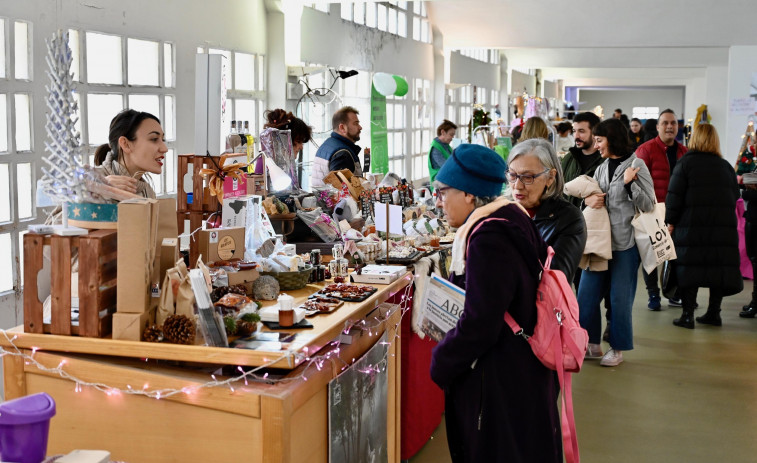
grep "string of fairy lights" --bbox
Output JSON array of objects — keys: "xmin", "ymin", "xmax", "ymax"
[{"xmin": 0, "ymin": 283, "xmax": 414, "ymax": 400}]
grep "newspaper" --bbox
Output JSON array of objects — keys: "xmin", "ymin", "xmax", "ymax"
[{"xmin": 419, "ymin": 273, "xmax": 466, "ymax": 342}]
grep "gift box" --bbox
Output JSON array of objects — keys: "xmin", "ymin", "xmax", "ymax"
[{"xmin": 198, "ymin": 227, "xmax": 246, "ymax": 263}]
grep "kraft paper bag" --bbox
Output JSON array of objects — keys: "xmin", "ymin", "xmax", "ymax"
[
  {"xmin": 117, "ymin": 198, "xmax": 159, "ymax": 313},
  {"xmin": 150, "ymin": 198, "xmax": 179, "ymax": 314}
]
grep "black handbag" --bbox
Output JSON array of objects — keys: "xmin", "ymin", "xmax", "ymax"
[{"xmin": 661, "ymin": 260, "xmax": 678, "ymax": 300}]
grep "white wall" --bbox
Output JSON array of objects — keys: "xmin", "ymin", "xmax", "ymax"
[
  {"xmin": 725, "ymin": 46, "xmax": 757, "ymax": 163},
  {"xmin": 577, "ymin": 88, "xmax": 685, "ymax": 119},
  {"xmin": 511, "ymin": 70, "xmax": 536, "ymax": 96},
  {"xmin": 299, "ymin": 7, "xmax": 434, "ymax": 81},
  {"xmin": 448, "ymin": 52, "xmax": 499, "ymax": 90}
]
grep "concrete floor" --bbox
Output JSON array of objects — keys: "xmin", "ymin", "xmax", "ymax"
[{"xmin": 410, "ymin": 277, "xmax": 757, "ymax": 463}]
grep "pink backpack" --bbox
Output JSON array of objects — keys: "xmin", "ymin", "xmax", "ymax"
[{"xmin": 468, "ymin": 220, "xmax": 588, "ymax": 463}]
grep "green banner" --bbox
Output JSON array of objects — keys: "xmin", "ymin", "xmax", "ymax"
[{"xmin": 370, "ymin": 83, "xmax": 388, "ymax": 174}]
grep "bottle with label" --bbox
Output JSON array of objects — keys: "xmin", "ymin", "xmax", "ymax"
[
  {"xmin": 329, "ymin": 243, "xmax": 349, "ymax": 283},
  {"xmin": 244, "ymin": 121, "xmax": 256, "ymax": 172},
  {"xmin": 225, "ymin": 120, "xmax": 238, "ymax": 153},
  {"xmin": 235, "ymin": 121, "xmax": 247, "ymax": 154}
]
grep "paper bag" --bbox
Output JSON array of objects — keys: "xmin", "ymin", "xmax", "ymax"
[
  {"xmin": 151, "ymin": 198, "xmax": 179, "ymax": 313},
  {"xmin": 632, "ymin": 202, "xmax": 676, "ymax": 274},
  {"xmin": 117, "ymin": 198, "xmax": 159, "ymax": 313}
]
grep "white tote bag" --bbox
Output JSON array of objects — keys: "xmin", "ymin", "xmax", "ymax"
[{"xmin": 631, "ymin": 202, "xmax": 676, "ymax": 274}]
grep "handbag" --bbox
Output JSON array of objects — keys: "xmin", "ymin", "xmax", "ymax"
[
  {"xmin": 661, "ymin": 259, "xmax": 678, "ymax": 300},
  {"xmin": 631, "ymin": 202, "xmax": 676, "ymax": 274}
]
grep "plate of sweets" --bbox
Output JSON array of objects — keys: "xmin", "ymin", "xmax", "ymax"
[
  {"xmin": 315, "ymin": 283, "xmax": 378, "ymax": 302},
  {"xmin": 302, "ymin": 296, "xmax": 344, "ymax": 316}
]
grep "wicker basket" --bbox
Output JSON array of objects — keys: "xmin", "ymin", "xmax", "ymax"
[{"xmin": 260, "ymin": 265, "xmax": 314, "ymax": 290}]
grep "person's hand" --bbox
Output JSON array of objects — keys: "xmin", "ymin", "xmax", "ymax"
[
  {"xmin": 585, "ymin": 193, "xmax": 606, "ymax": 209},
  {"xmin": 105, "ymin": 175, "xmax": 138, "ymax": 194},
  {"xmin": 668, "ymin": 224, "xmax": 675, "ymax": 235},
  {"xmin": 624, "ymin": 166, "xmax": 640, "ymax": 184}
]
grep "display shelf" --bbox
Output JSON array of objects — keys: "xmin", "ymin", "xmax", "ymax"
[{"xmin": 3, "ymin": 273, "xmax": 412, "ymax": 370}]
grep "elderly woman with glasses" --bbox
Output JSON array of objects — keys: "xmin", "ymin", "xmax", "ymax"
[
  {"xmin": 507, "ymin": 139, "xmax": 586, "ymax": 283},
  {"xmin": 430, "ymin": 144, "xmax": 562, "ymax": 462},
  {"xmin": 93, "ymin": 109, "xmax": 168, "ymax": 199}
]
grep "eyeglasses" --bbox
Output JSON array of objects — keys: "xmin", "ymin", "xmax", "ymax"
[
  {"xmin": 506, "ymin": 169, "xmax": 550, "ymax": 185},
  {"xmin": 435, "ymin": 187, "xmax": 454, "ymax": 201}
]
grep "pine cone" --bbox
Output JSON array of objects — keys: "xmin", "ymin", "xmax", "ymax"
[
  {"xmin": 236, "ymin": 319, "xmax": 257, "ymax": 337},
  {"xmin": 163, "ymin": 315, "xmax": 196, "ymax": 345},
  {"xmin": 143, "ymin": 324, "xmax": 164, "ymax": 342}
]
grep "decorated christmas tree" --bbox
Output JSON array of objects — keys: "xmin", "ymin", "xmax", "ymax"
[{"xmin": 735, "ymin": 120, "xmax": 756, "ymax": 175}]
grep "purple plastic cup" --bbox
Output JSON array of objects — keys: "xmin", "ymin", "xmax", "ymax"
[{"xmin": 0, "ymin": 392, "xmax": 56, "ymax": 463}]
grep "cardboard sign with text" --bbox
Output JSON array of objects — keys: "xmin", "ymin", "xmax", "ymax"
[{"xmin": 199, "ymin": 227, "xmax": 246, "ymax": 263}]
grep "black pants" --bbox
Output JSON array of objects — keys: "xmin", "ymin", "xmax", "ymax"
[
  {"xmin": 745, "ymin": 222, "xmax": 757, "ymax": 303},
  {"xmin": 679, "ymin": 286, "xmax": 723, "ymax": 311},
  {"xmin": 643, "ymin": 267, "xmax": 659, "ymax": 295}
]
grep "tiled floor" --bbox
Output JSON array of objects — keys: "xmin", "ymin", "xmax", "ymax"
[{"xmin": 410, "ymin": 277, "xmax": 757, "ymax": 463}]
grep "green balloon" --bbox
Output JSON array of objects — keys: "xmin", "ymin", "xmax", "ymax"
[{"xmin": 392, "ymin": 75, "xmax": 408, "ymax": 97}]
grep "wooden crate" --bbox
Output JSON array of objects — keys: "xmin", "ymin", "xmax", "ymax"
[
  {"xmin": 23, "ymin": 229, "xmax": 117, "ymax": 337},
  {"xmin": 177, "ymin": 154, "xmax": 222, "ymax": 266}
]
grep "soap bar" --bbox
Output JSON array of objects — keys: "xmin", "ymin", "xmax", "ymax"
[{"xmin": 56, "ymin": 449, "xmax": 111, "ymax": 463}]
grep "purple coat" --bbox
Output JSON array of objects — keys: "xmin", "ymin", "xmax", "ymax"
[{"xmin": 430, "ymin": 204, "xmax": 562, "ymax": 462}]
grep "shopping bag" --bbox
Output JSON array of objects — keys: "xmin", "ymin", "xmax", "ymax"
[
  {"xmin": 661, "ymin": 259, "xmax": 678, "ymax": 300},
  {"xmin": 631, "ymin": 202, "xmax": 676, "ymax": 274}
]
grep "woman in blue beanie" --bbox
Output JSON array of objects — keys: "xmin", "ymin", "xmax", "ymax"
[{"xmin": 430, "ymin": 144, "xmax": 562, "ymax": 462}]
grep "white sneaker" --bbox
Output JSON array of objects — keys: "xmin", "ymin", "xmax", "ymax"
[
  {"xmin": 586, "ymin": 343, "xmax": 603, "ymax": 359},
  {"xmin": 600, "ymin": 349, "xmax": 623, "ymax": 367}
]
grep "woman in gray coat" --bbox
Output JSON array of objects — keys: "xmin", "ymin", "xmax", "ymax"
[{"xmin": 578, "ymin": 119, "xmax": 655, "ymax": 367}]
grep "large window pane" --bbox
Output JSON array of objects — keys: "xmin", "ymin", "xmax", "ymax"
[
  {"xmin": 147, "ymin": 172, "xmax": 163, "ymax": 195},
  {"xmin": 235, "ymin": 99, "xmax": 256, "ymax": 133},
  {"xmin": 127, "ymin": 38, "xmax": 159, "ymax": 86},
  {"xmin": 18, "ymin": 231, "xmax": 26, "ymax": 286},
  {"xmin": 234, "ymin": 52, "xmax": 255, "ymax": 91},
  {"xmin": 86, "ymin": 32, "xmax": 123, "ymax": 84},
  {"xmin": 163, "ymin": 43, "xmax": 174, "ymax": 87},
  {"xmin": 398, "ymin": 12, "xmax": 407, "ymax": 38},
  {"xmin": 165, "ymin": 148, "xmax": 176, "ymax": 193},
  {"xmin": 0, "ymin": 95, "xmax": 7, "ymax": 152},
  {"xmin": 366, "ymin": 2, "xmax": 377, "ymax": 27},
  {"xmin": 377, "ymin": 4, "xmax": 387, "ymax": 31},
  {"xmin": 0, "ymin": 233, "xmax": 11, "ymax": 292},
  {"xmin": 388, "ymin": 8, "xmax": 397, "ymax": 34},
  {"xmin": 17, "ymin": 163, "xmax": 32, "ymax": 219},
  {"xmin": 14, "ymin": 21, "xmax": 30, "ymax": 80},
  {"xmin": 354, "ymin": 2, "xmax": 365, "ymax": 25},
  {"xmin": 87, "ymin": 94, "xmax": 123, "ymax": 145},
  {"xmin": 68, "ymin": 29, "xmax": 80, "ymax": 81},
  {"xmin": 0, "ymin": 164, "xmax": 9, "ymax": 222},
  {"xmin": 341, "ymin": 3, "xmax": 352, "ymax": 20},
  {"xmin": 14, "ymin": 94, "xmax": 31, "ymax": 151},
  {"xmin": 164, "ymin": 95, "xmax": 175, "ymax": 141},
  {"xmin": 413, "ymin": 17, "xmax": 420, "ymax": 41},
  {"xmin": 257, "ymin": 55, "xmax": 265, "ymax": 91},
  {"xmin": 128, "ymin": 94, "xmax": 159, "ymax": 118},
  {"xmin": 0, "ymin": 20, "xmax": 5, "ymax": 78}
]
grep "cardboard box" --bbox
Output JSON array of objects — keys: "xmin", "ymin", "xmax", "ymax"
[
  {"xmin": 246, "ymin": 173, "xmax": 267, "ymax": 197},
  {"xmin": 223, "ymin": 175, "xmax": 247, "ymax": 200},
  {"xmin": 198, "ymin": 227, "xmax": 246, "ymax": 263},
  {"xmin": 112, "ymin": 308, "xmax": 156, "ymax": 341},
  {"xmin": 227, "ymin": 268, "xmax": 260, "ymax": 293},
  {"xmin": 222, "ymin": 195, "xmax": 252, "ymax": 229},
  {"xmin": 117, "ymin": 199, "xmax": 159, "ymax": 313},
  {"xmin": 350, "ymin": 265, "xmax": 406, "ymax": 285}
]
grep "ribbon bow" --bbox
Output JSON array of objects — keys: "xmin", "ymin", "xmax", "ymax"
[{"xmin": 199, "ymin": 156, "xmax": 246, "ymax": 204}]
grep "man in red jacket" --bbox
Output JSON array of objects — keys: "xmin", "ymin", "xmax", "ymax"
[{"xmin": 635, "ymin": 109, "xmax": 687, "ymax": 310}]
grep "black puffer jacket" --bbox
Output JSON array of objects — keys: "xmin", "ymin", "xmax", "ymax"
[
  {"xmin": 665, "ymin": 151, "xmax": 742, "ymax": 295},
  {"xmin": 532, "ymin": 196, "xmax": 587, "ymax": 282}
]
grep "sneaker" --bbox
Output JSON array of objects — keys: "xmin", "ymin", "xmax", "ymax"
[
  {"xmin": 648, "ymin": 294, "xmax": 662, "ymax": 311},
  {"xmin": 586, "ymin": 343, "xmax": 603, "ymax": 359},
  {"xmin": 668, "ymin": 298, "xmax": 683, "ymax": 307},
  {"xmin": 600, "ymin": 349, "xmax": 624, "ymax": 367}
]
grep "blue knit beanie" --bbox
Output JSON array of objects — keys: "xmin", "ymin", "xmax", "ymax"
[{"xmin": 435, "ymin": 144, "xmax": 506, "ymax": 197}]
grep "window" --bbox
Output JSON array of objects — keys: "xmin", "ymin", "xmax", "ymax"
[
  {"xmin": 75, "ymin": 30, "xmax": 176, "ymax": 193},
  {"xmin": 306, "ymin": 3, "xmax": 330, "ymax": 13},
  {"xmin": 14, "ymin": 21, "xmax": 30, "ymax": 80},
  {"xmin": 454, "ymin": 49, "xmax": 500, "ymax": 64},
  {"xmin": 411, "ymin": 78, "xmax": 432, "ymax": 182},
  {"xmin": 632, "ymin": 107, "xmax": 660, "ymax": 120},
  {"xmin": 446, "ymin": 85, "xmax": 473, "ymax": 141},
  {"xmin": 200, "ymin": 47, "xmax": 267, "ymax": 138},
  {"xmin": 340, "ymin": 1, "xmax": 409, "ymax": 39},
  {"xmin": 386, "ymin": 87, "xmax": 408, "ymax": 178}
]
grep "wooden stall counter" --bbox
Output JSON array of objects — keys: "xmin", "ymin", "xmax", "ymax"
[{"xmin": 1, "ymin": 274, "xmax": 412, "ymax": 463}]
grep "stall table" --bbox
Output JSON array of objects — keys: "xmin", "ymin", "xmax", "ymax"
[{"xmin": 2, "ymin": 274, "xmax": 412, "ymax": 462}]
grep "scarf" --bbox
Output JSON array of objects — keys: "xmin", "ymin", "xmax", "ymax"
[
  {"xmin": 99, "ymin": 151, "xmax": 156, "ymax": 199},
  {"xmin": 449, "ymin": 197, "xmax": 528, "ymax": 276}
]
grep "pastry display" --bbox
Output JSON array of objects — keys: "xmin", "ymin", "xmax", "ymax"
[{"xmin": 316, "ymin": 283, "xmax": 378, "ymax": 302}]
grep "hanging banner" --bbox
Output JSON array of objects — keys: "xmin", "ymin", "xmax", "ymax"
[{"xmin": 370, "ymin": 83, "xmax": 389, "ymax": 174}]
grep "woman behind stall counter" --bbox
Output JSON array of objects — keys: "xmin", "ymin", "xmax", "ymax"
[
  {"xmin": 429, "ymin": 143, "xmax": 562, "ymax": 462},
  {"xmin": 507, "ymin": 138, "xmax": 586, "ymax": 283},
  {"xmin": 93, "ymin": 109, "xmax": 168, "ymax": 199}
]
